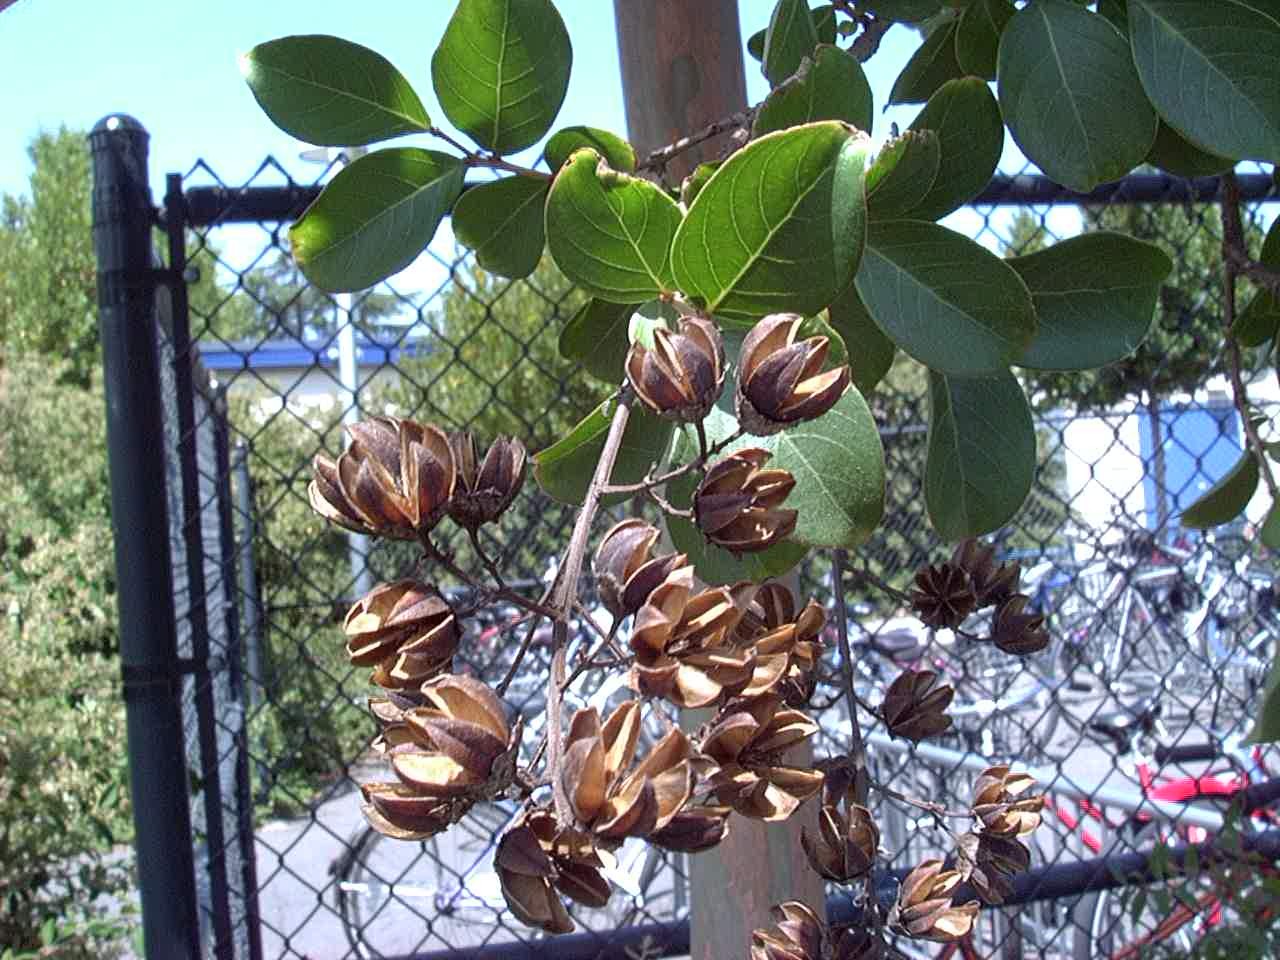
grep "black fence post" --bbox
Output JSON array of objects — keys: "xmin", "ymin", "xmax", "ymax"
[{"xmin": 90, "ymin": 114, "xmax": 202, "ymax": 960}]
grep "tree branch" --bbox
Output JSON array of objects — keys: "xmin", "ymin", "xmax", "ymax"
[
  {"xmin": 635, "ymin": 111, "xmax": 755, "ymax": 175},
  {"xmin": 831, "ymin": 550, "xmax": 869, "ymax": 806}
]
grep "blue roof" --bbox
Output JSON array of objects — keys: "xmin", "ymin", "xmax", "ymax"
[{"xmin": 197, "ymin": 337, "xmax": 426, "ymax": 371}]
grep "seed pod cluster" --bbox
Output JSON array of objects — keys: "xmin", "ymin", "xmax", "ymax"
[
  {"xmin": 750, "ymin": 901, "xmax": 883, "ymax": 960},
  {"xmin": 890, "ymin": 859, "xmax": 981, "ymax": 943}
]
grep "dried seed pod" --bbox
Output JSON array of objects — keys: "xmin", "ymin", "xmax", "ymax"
[
  {"xmin": 647, "ymin": 804, "xmax": 732, "ymax": 853},
  {"xmin": 309, "ymin": 416, "xmax": 455, "ymax": 539},
  {"xmin": 733, "ymin": 581, "xmax": 797, "ymax": 646},
  {"xmin": 881, "ymin": 669, "xmax": 954, "ymax": 741},
  {"xmin": 990, "ymin": 594, "xmax": 1050, "ymax": 656},
  {"xmin": 750, "ymin": 901, "xmax": 825, "ymax": 960},
  {"xmin": 495, "ymin": 808, "xmax": 612, "ymax": 934},
  {"xmin": 446, "ymin": 432, "xmax": 526, "ymax": 529},
  {"xmin": 694, "ymin": 448, "xmax": 797, "ymax": 554},
  {"xmin": 702, "ymin": 694, "xmax": 824, "ymax": 821},
  {"xmin": 745, "ymin": 597, "xmax": 826, "ymax": 707},
  {"xmin": 800, "ymin": 784, "xmax": 878, "ymax": 883},
  {"xmin": 833, "ymin": 927, "xmax": 884, "ymax": 960},
  {"xmin": 343, "ymin": 581, "xmax": 459, "ymax": 690},
  {"xmin": 952, "ymin": 538, "xmax": 1021, "ymax": 608},
  {"xmin": 626, "ymin": 315, "xmax": 726, "ymax": 422},
  {"xmin": 957, "ymin": 831, "xmax": 1032, "ymax": 905},
  {"xmin": 559, "ymin": 700, "xmax": 695, "ymax": 841},
  {"xmin": 971, "ymin": 765, "xmax": 1044, "ymax": 837},
  {"xmin": 358, "ymin": 781, "xmax": 458, "ymax": 841},
  {"xmin": 910, "ymin": 562, "xmax": 976, "ymax": 630},
  {"xmin": 736, "ymin": 313, "xmax": 851, "ymax": 436},
  {"xmin": 593, "ymin": 519, "xmax": 689, "ymax": 619},
  {"xmin": 890, "ymin": 859, "xmax": 980, "ymax": 943}
]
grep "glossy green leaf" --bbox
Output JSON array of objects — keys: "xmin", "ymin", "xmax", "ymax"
[
  {"xmin": 1180, "ymin": 450, "xmax": 1259, "ymax": 528},
  {"xmin": 955, "ymin": 0, "xmax": 1015, "ymax": 79},
  {"xmin": 998, "ymin": 0, "xmax": 1157, "ymax": 191},
  {"xmin": 544, "ymin": 127, "xmax": 636, "ymax": 173},
  {"xmin": 903, "ymin": 77, "xmax": 1003, "ymax": 221},
  {"xmin": 289, "ymin": 148, "xmax": 464, "ymax": 292},
  {"xmin": 1010, "ymin": 232, "xmax": 1171, "ymax": 370},
  {"xmin": 672, "ymin": 122, "xmax": 872, "ymax": 325},
  {"xmin": 240, "ymin": 36, "xmax": 430, "ymax": 146},
  {"xmin": 1263, "ymin": 501, "xmax": 1280, "ymax": 550},
  {"xmin": 748, "ymin": 4, "xmax": 838, "ymax": 61},
  {"xmin": 451, "ymin": 176, "xmax": 548, "ymax": 279},
  {"xmin": 533, "ymin": 399, "xmax": 673, "ymax": 507},
  {"xmin": 1145, "ymin": 122, "xmax": 1234, "ymax": 178},
  {"xmin": 827, "ymin": 284, "xmax": 896, "ymax": 394},
  {"xmin": 866, "ymin": 132, "xmax": 941, "ymax": 221},
  {"xmin": 431, "ymin": 0, "xmax": 572, "ymax": 154},
  {"xmin": 1098, "ymin": 0, "xmax": 1129, "ymax": 32},
  {"xmin": 1234, "ymin": 213, "xmax": 1280, "ymax": 346},
  {"xmin": 854, "ymin": 219, "xmax": 1036, "ymax": 376},
  {"xmin": 889, "ymin": 18, "xmax": 964, "ymax": 105},
  {"xmin": 863, "ymin": 0, "xmax": 946, "ymax": 22},
  {"xmin": 753, "ymin": 45, "xmax": 874, "ymax": 138},
  {"xmin": 1248, "ymin": 648, "xmax": 1280, "ymax": 743},
  {"xmin": 1129, "ymin": 0, "xmax": 1280, "ymax": 163},
  {"xmin": 559, "ymin": 299, "xmax": 635, "ymax": 382},
  {"xmin": 680, "ymin": 162, "xmax": 719, "ymax": 207},
  {"xmin": 926, "ymin": 369, "xmax": 1036, "ymax": 540},
  {"xmin": 763, "ymin": 0, "xmax": 821, "ymax": 86},
  {"xmin": 545, "ymin": 149, "xmax": 683, "ymax": 303}
]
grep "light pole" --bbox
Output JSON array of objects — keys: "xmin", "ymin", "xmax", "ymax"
[{"xmin": 299, "ymin": 146, "xmax": 373, "ymax": 599}]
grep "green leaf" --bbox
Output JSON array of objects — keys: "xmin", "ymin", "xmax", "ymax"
[
  {"xmin": 239, "ymin": 36, "xmax": 430, "ymax": 146},
  {"xmin": 431, "ymin": 0, "xmax": 572, "ymax": 154},
  {"xmin": 1010, "ymin": 232, "xmax": 1171, "ymax": 370},
  {"xmin": 889, "ymin": 18, "xmax": 964, "ymax": 105},
  {"xmin": 863, "ymin": 0, "xmax": 946, "ymax": 21},
  {"xmin": 1145, "ymin": 122, "xmax": 1234, "ymax": 178},
  {"xmin": 451, "ymin": 176, "xmax": 548, "ymax": 279},
  {"xmin": 827, "ymin": 283, "xmax": 896, "ymax": 394},
  {"xmin": 902, "ymin": 76, "xmax": 1004, "ymax": 221},
  {"xmin": 680, "ymin": 162, "xmax": 719, "ymax": 207},
  {"xmin": 955, "ymin": 0, "xmax": 1016, "ymax": 79},
  {"xmin": 1129, "ymin": 0, "xmax": 1280, "ymax": 163},
  {"xmin": 545, "ymin": 148, "xmax": 683, "ymax": 303},
  {"xmin": 289, "ymin": 148, "xmax": 464, "ymax": 292},
  {"xmin": 1234, "ymin": 218, "xmax": 1280, "ymax": 347},
  {"xmin": 754, "ymin": 45, "xmax": 874, "ymax": 138},
  {"xmin": 1249, "ymin": 647, "xmax": 1280, "ymax": 743},
  {"xmin": 997, "ymin": 0, "xmax": 1158, "ymax": 191},
  {"xmin": 1180, "ymin": 450, "xmax": 1259, "ymax": 528},
  {"xmin": 925, "ymin": 369, "xmax": 1036, "ymax": 539},
  {"xmin": 533, "ymin": 399, "xmax": 673, "ymax": 507},
  {"xmin": 1098, "ymin": 0, "xmax": 1129, "ymax": 33},
  {"xmin": 559, "ymin": 299, "xmax": 635, "ymax": 383},
  {"xmin": 763, "ymin": 0, "xmax": 821, "ymax": 86},
  {"xmin": 545, "ymin": 126, "xmax": 636, "ymax": 173},
  {"xmin": 854, "ymin": 219, "xmax": 1037, "ymax": 376},
  {"xmin": 748, "ymin": 3, "xmax": 838, "ymax": 61},
  {"xmin": 866, "ymin": 132, "xmax": 942, "ymax": 221},
  {"xmin": 672, "ymin": 122, "xmax": 872, "ymax": 325}
]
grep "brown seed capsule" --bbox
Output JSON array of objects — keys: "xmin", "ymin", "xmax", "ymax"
[
  {"xmin": 702, "ymin": 694, "xmax": 824, "ymax": 821},
  {"xmin": 951, "ymin": 538, "xmax": 1021, "ymax": 608},
  {"xmin": 990, "ymin": 594, "xmax": 1050, "ymax": 656},
  {"xmin": 593, "ymin": 519, "xmax": 689, "ymax": 619},
  {"xmin": 971, "ymin": 765, "xmax": 1044, "ymax": 837},
  {"xmin": 881, "ymin": 669, "xmax": 954, "ymax": 741},
  {"xmin": 911, "ymin": 562, "xmax": 976, "ymax": 630},
  {"xmin": 891, "ymin": 859, "xmax": 980, "ymax": 943},
  {"xmin": 559, "ymin": 700, "xmax": 695, "ymax": 841},
  {"xmin": 800, "ymin": 782, "xmax": 879, "ymax": 883},
  {"xmin": 694, "ymin": 448, "xmax": 797, "ymax": 554},
  {"xmin": 495, "ymin": 808, "xmax": 612, "ymax": 935},
  {"xmin": 344, "ymin": 581, "xmax": 460, "ymax": 690},
  {"xmin": 626, "ymin": 315, "xmax": 726, "ymax": 421},
  {"xmin": 446, "ymin": 432, "xmax": 526, "ymax": 529},
  {"xmin": 736, "ymin": 588, "xmax": 826, "ymax": 707},
  {"xmin": 751, "ymin": 901, "xmax": 825, "ymax": 960},
  {"xmin": 309, "ymin": 416, "xmax": 455, "ymax": 539},
  {"xmin": 647, "ymin": 804, "xmax": 732, "ymax": 853},
  {"xmin": 957, "ymin": 831, "xmax": 1032, "ymax": 905},
  {"xmin": 736, "ymin": 313, "xmax": 851, "ymax": 436}
]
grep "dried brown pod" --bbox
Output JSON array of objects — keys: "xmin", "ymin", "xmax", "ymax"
[
  {"xmin": 445, "ymin": 432, "xmax": 526, "ymax": 529},
  {"xmin": 732, "ymin": 581, "xmax": 797, "ymax": 645},
  {"xmin": 750, "ymin": 901, "xmax": 825, "ymax": 960},
  {"xmin": 990, "ymin": 595, "xmax": 1050, "ymax": 656},
  {"xmin": 694, "ymin": 448, "xmax": 797, "ymax": 554},
  {"xmin": 593, "ymin": 519, "xmax": 689, "ymax": 619},
  {"xmin": 890, "ymin": 859, "xmax": 980, "ymax": 943},
  {"xmin": 910, "ymin": 562, "xmax": 976, "ymax": 630},
  {"xmin": 971, "ymin": 765, "xmax": 1044, "ymax": 837},
  {"xmin": 358, "ymin": 781, "xmax": 456, "ymax": 841},
  {"xmin": 702, "ymin": 694, "xmax": 824, "ymax": 821},
  {"xmin": 952, "ymin": 538, "xmax": 1021, "ymax": 608},
  {"xmin": 559, "ymin": 700, "xmax": 695, "ymax": 841},
  {"xmin": 495, "ymin": 808, "xmax": 612, "ymax": 934},
  {"xmin": 343, "ymin": 580, "xmax": 459, "ymax": 690},
  {"xmin": 881, "ymin": 669, "xmax": 954, "ymax": 741},
  {"xmin": 309, "ymin": 416, "xmax": 455, "ymax": 538},
  {"xmin": 800, "ymin": 780, "xmax": 878, "ymax": 883},
  {"xmin": 626, "ymin": 315, "xmax": 726, "ymax": 422},
  {"xmin": 957, "ymin": 832, "xmax": 1032, "ymax": 905},
  {"xmin": 737, "ymin": 313, "xmax": 850, "ymax": 435},
  {"xmin": 647, "ymin": 804, "xmax": 732, "ymax": 853},
  {"xmin": 745, "ymin": 597, "xmax": 826, "ymax": 707}
]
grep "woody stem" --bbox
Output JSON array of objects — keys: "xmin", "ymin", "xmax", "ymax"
[{"xmin": 832, "ymin": 549, "xmax": 870, "ymax": 806}]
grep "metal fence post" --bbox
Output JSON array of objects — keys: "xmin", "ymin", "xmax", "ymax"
[{"xmin": 90, "ymin": 113, "xmax": 202, "ymax": 960}]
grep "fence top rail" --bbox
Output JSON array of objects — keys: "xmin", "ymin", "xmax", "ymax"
[{"xmin": 176, "ymin": 171, "xmax": 1278, "ymax": 227}]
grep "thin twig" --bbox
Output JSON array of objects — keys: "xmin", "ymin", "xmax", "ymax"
[
  {"xmin": 832, "ymin": 550, "xmax": 870, "ymax": 806},
  {"xmin": 496, "ymin": 614, "xmax": 544, "ymax": 698},
  {"xmin": 427, "ymin": 126, "xmax": 550, "ymax": 180},
  {"xmin": 848, "ymin": 14, "xmax": 892, "ymax": 63},
  {"xmin": 467, "ymin": 527, "xmax": 506, "ymax": 589},
  {"xmin": 600, "ymin": 427, "xmax": 745, "ymax": 495},
  {"xmin": 846, "ymin": 565, "xmax": 912, "ymax": 607},
  {"xmin": 635, "ymin": 111, "xmax": 754, "ymax": 174}
]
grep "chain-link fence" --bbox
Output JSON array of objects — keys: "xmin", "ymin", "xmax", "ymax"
[{"xmin": 93, "ymin": 113, "xmax": 1280, "ymax": 960}]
